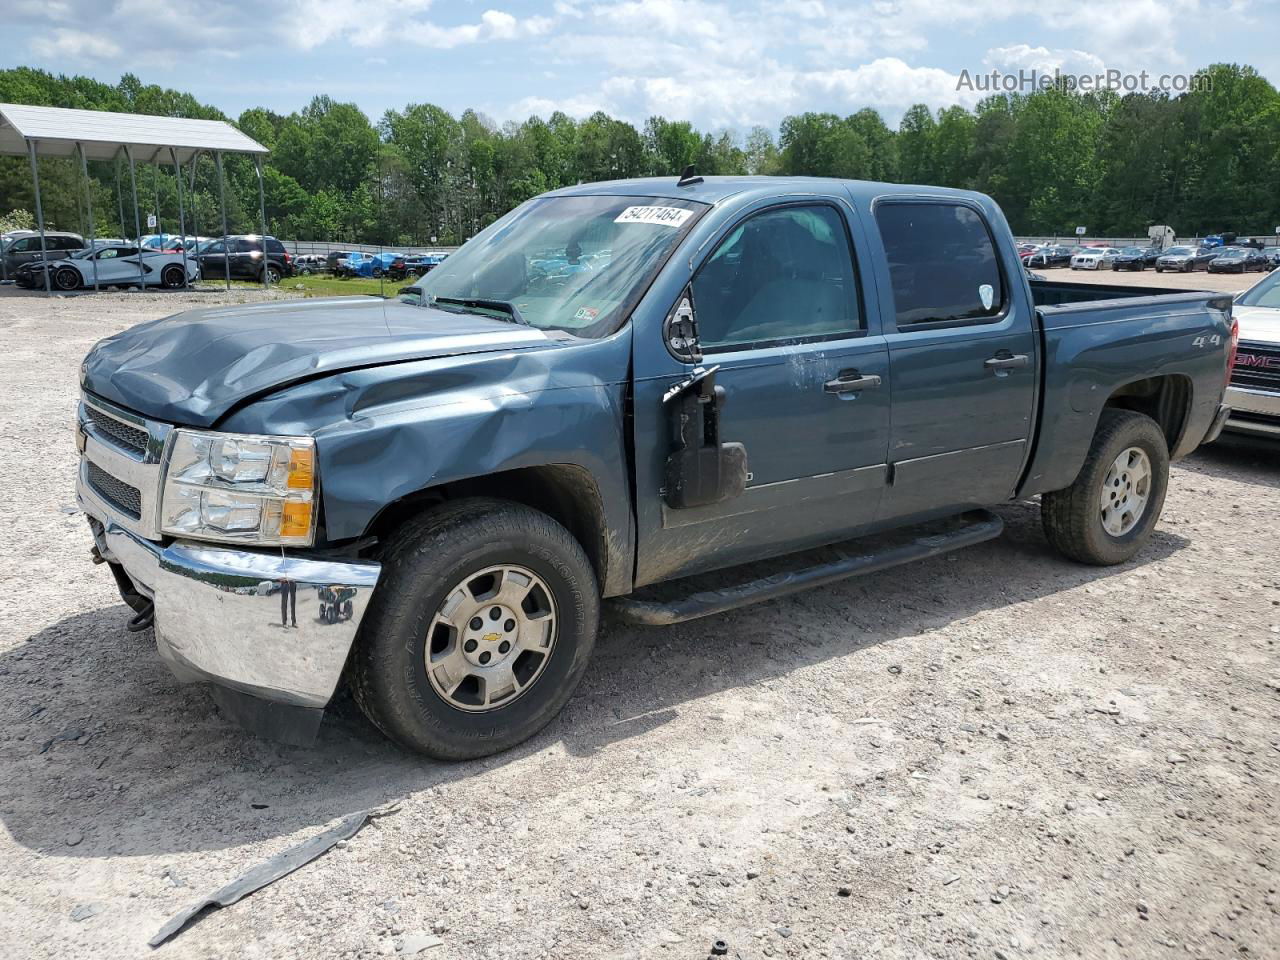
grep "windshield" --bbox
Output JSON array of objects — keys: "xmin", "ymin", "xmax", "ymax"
[
  {"xmin": 1164, "ymin": 247, "xmax": 1193, "ymax": 256},
  {"xmin": 1237, "ymin": 270, "xmax": 1280, "ymax": 309},
  {"xmin": 1217, "ymin": 247, "xmax": 1245, "ymax": 257},
  {"xmin": 414, "ymin": 194, "xmax": 707, "ymax": 337}
]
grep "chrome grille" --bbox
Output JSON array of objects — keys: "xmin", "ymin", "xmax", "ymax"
[
  {"xmin": 86, "ymin": 404, "xmax": 149, "ymax": 456},
  {"xmin": 1231, "ymin": 342, "xmax": 1280, "ymax": 392},
  {"xmin": 87, "ymin": 461, "xmax": 143, "ymax": 520}
]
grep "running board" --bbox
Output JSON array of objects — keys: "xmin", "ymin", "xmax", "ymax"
[{"xmin": 608, "ymin": 509, "xmax": 1004, "ymax": 626}]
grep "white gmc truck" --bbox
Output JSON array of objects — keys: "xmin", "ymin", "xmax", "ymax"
[{"xmin": 1225, "ymin": 269, "xmax": 1280, "ymax": 437}]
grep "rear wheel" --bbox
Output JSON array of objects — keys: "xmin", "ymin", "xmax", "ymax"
[
  {"xmin": 351, "ymin": 499, "xmax": 599, "ymax": 760},
  {"xmin": 1041, "ymin": 409, "xmax": 1169, "ymax": 566},
  {"xmin": 262, "ymin": 264, "xmax": 282, "ymax": 284},
  {"xmin": 161, "ymin": 265, "xmax": 185, "ymax": 289}
]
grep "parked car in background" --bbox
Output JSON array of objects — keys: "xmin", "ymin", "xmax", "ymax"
[
  {"xmin": 326, "ymin": 250, "xmax": 357, "ymax": 273},
  {"xmin": 1110, "ymin": 247, "xmax": 1160, "ymax": 271},
  {"xmin": 1222, "ymin": 269, "xmax": 1280, "ymax": 438},
  {"xmin": 336, "ymin": 251, "xmax": 404, "ymax": 279},
  {"xmin": 1207, "ymin": 246, "xmax": 1271, "ymax": 274},
  {"xmin": 294, "ymin": 254, "xmax": 326, "ymax": 275},
  {"xmin": 196, "ymin": 235, "xmax": 294, "ymax": 283},
  {"xmin": 1071, "ymin": 247, "xmax": 1122, "ymax": 270},
  {"xmin": 15, "ymin": 245, "xmax": 199, "ymax": 290},
  {"xmin": 404, "ymin": 253, "xmax": 449, "ymax": 276},
  {"xmin": 1026, "ymin": 245, "xmax": 1074, "ymax": 269},
  {"xmin": 75, "ymin": 176, "xmax": 1233, "ymax": 757},
  {"xmin": 1155, "ymin": 246, "xmax": 1218, "ymax": 273},
  {"xmin": 1, "ymin": 231, "xmax": 86, "ymax": 277}
]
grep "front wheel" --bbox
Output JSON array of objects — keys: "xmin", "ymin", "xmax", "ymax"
[
  {"xmin": 54, "ymin": 268, "xmax": 80, "ymax": 291},
  {"xmin": 351, "ymin": 499, "xmax": 599, "ymax": 760},
  {"xmin": 1041, "ymin": 409, "xmax": 1169, "ymax": 566}
]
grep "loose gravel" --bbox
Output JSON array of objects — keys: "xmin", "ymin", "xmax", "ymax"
[{"xmin": 0, "ymin": 286, "xmax": 1277, "ymax": 960}]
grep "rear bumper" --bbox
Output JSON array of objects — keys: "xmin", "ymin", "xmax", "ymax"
[
  {"xmin": 78, "ymin": 475, "xmax": 381, "ymax": 744},
  {"xmin": 1223, "ymin": 386, "xmax": 1280, "ymax": 437}
]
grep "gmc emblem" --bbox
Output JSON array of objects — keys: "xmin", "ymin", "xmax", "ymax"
[{"xmin": 1235, "ymin": 353, "xmax": 1280, "ymax": 369}]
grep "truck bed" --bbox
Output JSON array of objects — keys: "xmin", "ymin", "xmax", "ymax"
[
  {"xmin": 1030, "ymin": 278, "xmax": 1217, "ymax": 307},
  {"xmin": 1018, "ymin": 280, "xmax": 1234, "ymax": 500}
]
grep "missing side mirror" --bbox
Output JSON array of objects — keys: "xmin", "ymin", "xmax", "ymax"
[
  {"xmin": 663, "ymin": 366, "xmax": 748, "ymax": 510},
  {"xmin": 663, "ymin": 288, "xmax": 701, "ymax": 363}
]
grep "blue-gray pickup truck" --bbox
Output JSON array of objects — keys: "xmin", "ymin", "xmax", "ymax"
[{"xmin": 75, "ymin": 175, "xmax": 1236, "ymax": 758}]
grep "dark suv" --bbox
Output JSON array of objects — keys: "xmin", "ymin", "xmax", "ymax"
[
  {"xmin": 196, "ymin": 235, "xmax": 294, "ymax": 283},
  {"xmin": 2, "ymin": 232, "xmax": 86, "ymax": 279}
]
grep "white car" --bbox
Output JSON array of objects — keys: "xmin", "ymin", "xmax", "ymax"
[
  {"xmin": 21, "ymin": 244, "xmax": 200, "ymax": 291},
  {"xmin": 1223, "ymin": 269, "xmax": 1280, "ymax": 438},
  {"xmin": 1071, "ymin": 247, "xmax": 1121, "ymax": 270}
]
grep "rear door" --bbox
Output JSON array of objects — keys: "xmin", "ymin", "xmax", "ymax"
[
  {"xmin": 634, "ymin": 198, "xmax": 891, "ymax": 586},
  {"xmin": 868, "ymin": 198, "xmax": 1037, "ymax": 522}
]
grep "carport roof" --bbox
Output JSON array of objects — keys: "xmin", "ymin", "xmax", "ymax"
[{"xmin": 0, "ymin": 102, "xmax": 267, "ymax": 164}]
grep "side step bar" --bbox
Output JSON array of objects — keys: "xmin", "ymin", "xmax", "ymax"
[{"xmin": 608, "ymin": 509, "xmax": 1004, "ymax": 626}]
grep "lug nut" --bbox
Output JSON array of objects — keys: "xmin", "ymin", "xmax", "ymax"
[
  {"xmin": 504, "ymin": 619, "xmax": 516, "ymax": 632},
  {"xmin": 464, "ymin": 639, "xmax": 478, "ymax": 653},
  {"xmin": 470, "ymin": 617, "xmax": 483, "ymax": 630},
  {"xmin": 498, "ymin": 641, "xmax": 511, "ymax": 654},
  {"xmin": 489, "ymin": 607, "xmax": 501, "ymax": 620},
  {"xmin": 479, "ymin": 651, "xmax": 491, "ymax": 665}
]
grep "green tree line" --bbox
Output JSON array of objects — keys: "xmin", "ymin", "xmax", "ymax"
[{"xmin": 1, "ymin": 63, "xmax": 1277, "ymax": 246}]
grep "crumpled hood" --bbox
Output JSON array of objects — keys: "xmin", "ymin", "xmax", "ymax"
[{"xmin": 81, "ymin": 296, "xmax": 560, "ymax": 427}]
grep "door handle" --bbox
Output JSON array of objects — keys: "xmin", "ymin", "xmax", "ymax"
[
  {"xmin": 824, "ymin": 370, "xmax": 882, "ymax": 394},
  {"xmin": 984, "ymin": 353, "xmax": 1030, "ymax": 373}
]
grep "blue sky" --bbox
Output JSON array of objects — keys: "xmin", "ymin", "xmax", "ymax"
[{"xmin": 5, "ymin": 0, "xmax": 1279, "ymax": 132}]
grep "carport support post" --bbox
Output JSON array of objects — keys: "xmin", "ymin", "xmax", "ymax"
[
  {"xmin": 170, "ymin": 148, "xmax": 189, "ymax": 288},
  {"xmin": 77, "ymin": 142, "xmax": 99, "ymax": 292},
  {"xmin": 255, "ymin": 156, "xmax": 269, "ymax": 290},
  {"xmin": 215, "ymin": 151, "xmax": 230, "ymax": 292},
  {"xmin": 25, "ymin": 139, "xmax": 51, "ymax": 296},
  {"xmin": 123, "ymin": 145, "xmax": 146, "ymax": 290}
]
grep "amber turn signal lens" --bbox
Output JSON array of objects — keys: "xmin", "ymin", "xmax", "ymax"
[
  {"xmin": 280, "ymin": 501, "xmax": 313, "ymax": 538},
  {"xmin": 287, "ymin": 447, "xmax": 315, "ymax": 490}
]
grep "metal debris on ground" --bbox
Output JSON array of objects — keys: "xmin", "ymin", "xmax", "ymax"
[{"xmin": 148, "ymin": 804, "xmax": 399, "ymax": 948}]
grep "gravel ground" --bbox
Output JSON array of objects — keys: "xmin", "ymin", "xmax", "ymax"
[{"xmin": 0, "ymin": 285, "xmax": 1277, "ymax": 960}]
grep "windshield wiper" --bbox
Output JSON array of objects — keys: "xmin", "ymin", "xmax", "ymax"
[{"xmin": 429, "ymin": 296, "xmax": 529, "ymax": 326}]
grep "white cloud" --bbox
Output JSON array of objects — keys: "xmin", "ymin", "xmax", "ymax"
[
  {"xmin": 984, "ymin": 44, "xmax": 1107, "ymax": 76},
  {"xmin": 805, "ymin": 58, "xmax": 981, "ymax": 115},
  {"xmin": 29, "ymin": 29, "xmax": 123, "ymax": 62},
  {"xmin": 400, "ymin": 9, "xmax": 555, "ymax": 49}
]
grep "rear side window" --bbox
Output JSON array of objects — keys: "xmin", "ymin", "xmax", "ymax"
[
  {"xmin": 693, "ymin": 204, "xmax": 862, "ymax": 351},
  {"xmin": 266, "ymin": 239, "xmax": 285, "ymax": 254},
  {"xmin": 875, "ymin": 202, "xmax": 1005, "ymax": 327}
]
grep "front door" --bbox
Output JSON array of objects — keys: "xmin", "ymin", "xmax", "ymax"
[
  {"xmin": 867, "ymin": 198, "xmax": 1037, "ymax": 522},
  {"xmin": 634, "ymin": 200, "xmax": 891, "ymax": 587}
]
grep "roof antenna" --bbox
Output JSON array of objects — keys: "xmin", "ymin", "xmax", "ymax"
[{"xmin": 677, "ymin": 164, "xmax": 703, "ymax": 187}]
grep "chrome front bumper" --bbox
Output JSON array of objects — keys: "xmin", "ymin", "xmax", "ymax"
[
  {"xmin": 77, "ymin": 431, "xmax": 381, "ymax": 743},
  {"xmin": 1223, "ymin": 386, "xmax": 1280, "ymax": 437}
]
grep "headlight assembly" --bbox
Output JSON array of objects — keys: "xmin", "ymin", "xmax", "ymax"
[{"xmin": 160, "ymin": 430, "xmax": 316, "ymax": 546}]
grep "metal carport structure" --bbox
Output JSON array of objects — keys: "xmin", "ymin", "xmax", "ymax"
[{"xmin": 0, "ymin": 102, "xmax": 269, "ymax": 295}]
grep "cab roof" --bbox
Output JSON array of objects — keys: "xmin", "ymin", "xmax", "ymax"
[{"xmin": 545, "ymin": 175, "xmax": 993, "ymax": 208}]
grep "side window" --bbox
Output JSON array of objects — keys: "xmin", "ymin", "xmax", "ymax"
[
  {"xmin": 875, "ymin": 202, "xmax": 1005, "ymax": 327},
  {"xmin": 692, "ymin": 204, "xmax": 862, "ymax": 351},
  {"xmin": 11, "ymin": 237, "xmax": 36, "ymax": 252},
  {"xmin": 97, "ymin": 249, "xmax": 119, "ymax": 260},
  {"xmin": 204, "ymin": 241, "xmax": 224, "ymax": 255}
]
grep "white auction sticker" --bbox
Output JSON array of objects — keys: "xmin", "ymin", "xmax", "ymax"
[{"xmin": 614, "ymin": 205, "xmax": 693, "ymax": 227}]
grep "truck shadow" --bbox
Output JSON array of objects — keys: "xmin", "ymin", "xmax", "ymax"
[
  {"xmin": 0, "ymin": 499, "xmax": 1189, "ymax": 859},
  {"xmin": 1182, "ymin": 434, "xmax": 1280, "ymax": 488}
]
